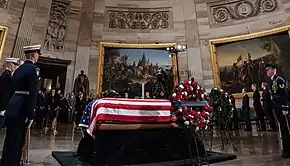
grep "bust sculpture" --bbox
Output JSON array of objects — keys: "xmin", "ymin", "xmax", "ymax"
[{"xmin": 73, "ymin": 70, "xmax": 89, "ymax": 97}]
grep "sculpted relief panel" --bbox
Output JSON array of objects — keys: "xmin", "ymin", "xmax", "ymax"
[
  {"xmin": 0, "ymin": 0, "xmax": 7, "ymax": 8},
  {"xmin": 106, "ymin": 8, "xmax": 172, "ymax": 31},
  {"xmin": 44, "ymin": 0, "xmax": 70, "ymax": 52},
  {"xmin": 209, "ymin": 0, "xmax": 279, "ymax": 24}
]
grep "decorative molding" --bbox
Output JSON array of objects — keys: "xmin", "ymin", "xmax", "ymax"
[
  {"xmin": 44, "ymin": 0, "xmax": 70, "ymax": 52},
  {"xmin": 37, "ymin": 56, "xmax": 71, "ymax": 67},
  {"xmin": 106, "ymin": 8, "xmax": 172, "ymax": 30},
  {"xmin": 0, "ymin": 0, "xmax": 7, "ymax": 8},
  {"xmin": 209, "ymin": 0, "xmax": 279, "ymax": 24}
]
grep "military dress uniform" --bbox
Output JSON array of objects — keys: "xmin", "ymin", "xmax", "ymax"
[
  {"xmin": 268, "ymin": 64, "xmax": 290, "ymax": 158},
  {"xmin": 0, "ymin": 58, "xmax": 19, "ymax": 111},
  {"xmin": 1, "ymin": 45, "xmax": 41, "ymax": 166}
]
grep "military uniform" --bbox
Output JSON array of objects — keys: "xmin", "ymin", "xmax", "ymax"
[
  {"xmin": 0, "ymin": 69, "xmax": 12, "ymax": 111},
  {"xmin": 1, "ymin": 45, "xmax": 41, "ymax": 166},
  {"xmin": 0, "ymin": 58, "xmax": 19, "ymax": 111},
  {"xmin": 268, "ymin": 67, "xmax": 290, "ymax": 157}
]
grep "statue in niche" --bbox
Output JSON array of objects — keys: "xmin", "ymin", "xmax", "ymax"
[{"xmin": 73, "ymin": 70, "xmax": 90, "ymax": 97}]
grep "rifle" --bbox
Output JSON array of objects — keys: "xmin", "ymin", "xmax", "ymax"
[{"xmin": 21, "ymin": 128, "xmax": 30, "ymax": 165}]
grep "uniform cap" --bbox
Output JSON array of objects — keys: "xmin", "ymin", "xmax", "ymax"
[
  {"xmin": 5, "ymin": 58, "xmax": 19, "ymax": 64},
  {"xmin": 266, "ymin": 63, "xmax": 278, "ymax": 69},
  {"xmin": 23, "ymin": 44, "xmax": 41, "ymax": 53}
]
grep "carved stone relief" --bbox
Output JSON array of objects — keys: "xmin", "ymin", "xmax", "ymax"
[
  {"xmin": 209, "ymin": 0, "xmax": 279, "ymax": 24},
  {"xmin": 44, "ymin": 0, "xmax": 70, "ymax": 52},
  {"xmin": 107, "ymin": 9, "xmax": 171, "ymax": 30},
  {"xmin": 0, "ymin": 0, "xmax": 7, "ymax": 8}
]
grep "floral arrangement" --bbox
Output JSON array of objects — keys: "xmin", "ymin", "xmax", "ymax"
[
  {"xmin": 170, "ymin": 80, "xmax": 212, "ymax": 131},
  {"xmin": 209, "ymin": 88, "xmax": 234, "ymax": 124}
]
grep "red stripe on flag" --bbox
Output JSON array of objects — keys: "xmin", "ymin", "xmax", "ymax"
[
  {"xmin": 89, "ymin": 99, "xmax": 171, "ymax": 124},
  {"xmin": 94, "ymin": 103, "xmax": 171, "ymax": 111},
  {"xmin": 96, "ymin": 114, "xmax": 173, "ymax": 122},
  {"xmin": 91, "ymin": 114, "xmax": 175, "ymax": 133},
  {"xmin": 102, "ymin": 98, "xmax": 171, "ymax": 103}
]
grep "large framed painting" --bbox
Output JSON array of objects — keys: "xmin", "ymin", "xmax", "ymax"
[
  {"xmin": 0, "ymin": 25, "xmax": 7, "ymax": 60},
  {"xmin": 209, "ymin": 25, "xmax": 290, "ymax": 98},
  {"xmin": 97, "ymin": 42, "xmax": 178, "ymax": 98}
]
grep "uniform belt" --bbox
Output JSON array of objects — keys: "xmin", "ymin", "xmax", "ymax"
[{"xmin": 15, "ymin": 91, "xmax": 30, "ymax": 95}]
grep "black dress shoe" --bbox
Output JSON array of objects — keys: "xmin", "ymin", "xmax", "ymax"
[{"xmin": 281, "ymin": 152, "xmax": 290, "ymax": 158}]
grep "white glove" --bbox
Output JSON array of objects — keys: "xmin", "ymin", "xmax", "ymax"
[
  {"xmin": 0, "ymin": 110, "xmax": 5, "ymax": 116},
  {"xmin": 283, "ymin": 111, "xmax": 288, "ymax": 116},
  {"xmin": 25, "ymin": 119, "xmax": 33, "ymax": 129}
]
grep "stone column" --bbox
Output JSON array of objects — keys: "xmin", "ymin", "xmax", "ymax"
[
  {"xmin": 64, "ymin": 0, "xmax": 83, "ymax": 93},
  {"xmin": 30, "ymin": 0, "xmax": 52, "ymax": 45},
  {"xmin": 183, "ymin": 0, "xmax": 203, "ymax": 84},
  {"xmin": 73, "ymin": 0, "xmax": 95, "ymax": 82},
  {"xmin": 12, "ymin": 0, "xmax": 38, "ymax": 60}
]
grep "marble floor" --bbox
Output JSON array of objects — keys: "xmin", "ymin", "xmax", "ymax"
[{"xmin": 0, "ymin": 124, "xmax": 288, "ymax": 166}]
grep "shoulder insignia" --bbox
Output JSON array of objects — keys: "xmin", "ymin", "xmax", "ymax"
[
  {"xmin": 276, "ymin": 76, "xmax": 285, "ymax": 83},
  {"xmin": 279, "ymin": 83, "xmax": 285, "ymax": 88},
  {"xmin": 36, "ymin": 68, "xmax": 40, "ymax": 76}
]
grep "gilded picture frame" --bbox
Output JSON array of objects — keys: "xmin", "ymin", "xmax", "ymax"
[
  {"xmin": 209, "ymin": 25, "xmax": 290, "ymax": 98},
  {"xmin": 97, "ymin": 42, "xmax": 178, "ymax": 94},
  {"xmin": 0, "ymin": 25, "xmax": 8, "ymax": 60}
]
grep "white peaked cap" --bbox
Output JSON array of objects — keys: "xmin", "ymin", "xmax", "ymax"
[
  {"xmin": 23, "ymin": 44, "xmax": 41, "ymax": 52},
  {"xmin": 5, "ymin": 58, "xmax": 19, "ymax": 64}
]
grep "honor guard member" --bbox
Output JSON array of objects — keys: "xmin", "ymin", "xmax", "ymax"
[
  {"xmin": 1, "ymin": 44, "xmax": 41, "ymax": 166},
  {"xmin": 0, "ymin": 58, "xmax": 19, "ymax": 112},
  {"xmin": 266, "ymin": 63, "xmax": 290, "ymax": 158}
]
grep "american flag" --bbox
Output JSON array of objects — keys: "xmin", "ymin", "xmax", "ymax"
[
  {"xmin": 79, "ymin": 98, "xmax": 172, "ymax": 136},
  {"xmin": 79, "ymin": 100, "xmax": 99, "ymax": 128}
]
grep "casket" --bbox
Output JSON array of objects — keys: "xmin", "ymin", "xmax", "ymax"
[
  {"xmin": 75, "ymin": 98, "xmax": 209, "ymax": 165},
  {"xmin": 53, "ymin": 95, "xmax": 237, "ymax": 165}
]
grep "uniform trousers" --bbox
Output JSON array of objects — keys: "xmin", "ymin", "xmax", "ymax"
[
  {"xmin": 274, "ymin": 103, "xmax": 290, "ymax": 154},
  {"xmin": 1, "ymin": 117, "xmax": 26, "ymax": 166}
]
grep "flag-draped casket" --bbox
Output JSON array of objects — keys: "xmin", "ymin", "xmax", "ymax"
[
  {"xmin": 79, "ymin": 98, "xmax": 176, "ymax": 135},
  {"xmin": 77, "ymin": 98, "xmax": 208, "ymax": 165}
]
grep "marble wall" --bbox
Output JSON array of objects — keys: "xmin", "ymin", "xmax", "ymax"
[{"xmin": 0, "ymin": 0, "xmax": 290, "ymax": 94}]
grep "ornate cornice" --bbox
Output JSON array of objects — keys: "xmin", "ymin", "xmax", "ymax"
[
  {"xmin": 209, "ymin": 24, "xmax": 290, "ymax": 44},
  {"xmin": 209, "ymin": 0, "xmax": 279, "ymax": 24}
]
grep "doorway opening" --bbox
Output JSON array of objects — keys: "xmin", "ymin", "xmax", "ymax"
[{"xmin": 36, "ymin": 56, "xmax": 71, "ymax": 93}]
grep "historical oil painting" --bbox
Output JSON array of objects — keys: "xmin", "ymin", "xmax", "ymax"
[
  {"xmin": 216, "ymin": 32, "xmax": 290, "ymax": 94},
  {"xmin": 102, "ymin": 48, "xmax": 175, "ymax": 98}
]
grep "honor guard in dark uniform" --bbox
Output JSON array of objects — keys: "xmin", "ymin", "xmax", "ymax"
[
  {"xmin": 0, "ymin": 58, "xmax": 19, "ymax": 111},
  {"xmin": 266, "ymin": 63, "xmax": 290, "ymax": 158},
  {"xmin": 1, "ymin": 44, "xmax": 41, "ymax": 166}
]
